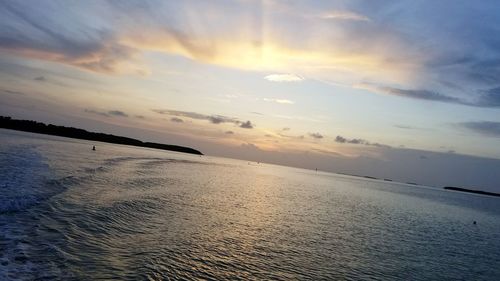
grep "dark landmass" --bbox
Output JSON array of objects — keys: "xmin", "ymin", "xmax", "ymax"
[
  {"xmin": 444, "ymin": 186, "xmax": 500, "ymax": 198},
  {"xmin": 0, "ymin": 116, "xmax": 203, "ymax": 155}
]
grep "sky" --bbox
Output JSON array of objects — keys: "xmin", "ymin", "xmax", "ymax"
[{"xmin": 1, "ymin": 0, "xmax": 500, "ymax": 190}]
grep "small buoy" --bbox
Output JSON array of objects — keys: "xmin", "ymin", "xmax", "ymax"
[
  {"xmin": 92, "ymin": 145, "xmax": 96, "ymax": 151},
  {"xmin": 473, "ymin": 221, "xmax": 477, "ymax": 225}
]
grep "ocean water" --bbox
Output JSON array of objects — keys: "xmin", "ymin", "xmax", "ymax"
[{"xmin": 1, "ymin": 129, "xmax": 499, "ymax": 280}]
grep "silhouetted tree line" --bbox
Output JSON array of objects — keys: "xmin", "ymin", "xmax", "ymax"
[{"xmin": 0, "ymin": 116, "xmax": 202, "ymax": 155}]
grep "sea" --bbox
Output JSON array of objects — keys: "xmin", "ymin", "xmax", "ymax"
[{"xmin": 1, "ymin": 128, "xmax": 499, "ymax": 280}]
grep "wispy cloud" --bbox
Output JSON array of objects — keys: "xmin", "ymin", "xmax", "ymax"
[
  {"xmin": 318, "ymin": 10, "xmax": 370, "ymax": 22},
  {"xmin": 34, "ymin": 76, "xmax": 46, "ymax": 82},
  {"xmin": 355, "ymin": 83, "xmax": 500, "ymax": 108},
  {"xmin": 394, "ymin": 124, "xmax": 417, "ymax": 130},
  {"xmin": 476, "ymin": 87, "xmax": 500, "ymax": 107},
  {"xmin": 262, "ymin": 98, "xmax": 295, "ymax": 104},
  {"xmin": 84, "ymin": 109, "xmax": 109, "ymax": 117},
  {"xmin": 0, "ymin": 1, "xmax": 143, "ymax": 74},
  {"xmin": 153, "ymin": 109, "xmax": 254, "ymax": 129},
  {"xmin": 84, "ymin": 109, "xmax": 128, "ymax": 118},
  {"xmin": 458, "ymin": 121, "xmax": 500, "ymax": 137},
  {"xmin": 170, "ymin": 117, "xmax": 183, "ymax": 123},
  {"xmin": 335, "ymin": 135, "xmax": 391, "ymax": 148},
  {"xmin": 2, "ymin": 89, "xmax": 25, "ymax": 96},
  {"xmin": 2, "ymin": 0, "xmax": 500, "ymax": 108},
  {"xmin": 355, "ymin": 83, "xmax": 461, "ymax": 103},
  {"xmin": 264, "ymin": 74, "xmax": 303, "ymax": 82}
]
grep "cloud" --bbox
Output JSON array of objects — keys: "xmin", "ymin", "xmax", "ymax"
[
  {"xmin": 309, "ymin": 132, "xmax": 324, "ymax": 139},
  {"xmin": 335, "ymin": 136, "xmax": 347, "ymax": 143},
  {"xmin": 0, "ymin": 1, "xmax": 142, "ymax": 74},
  {"xmin": 355, "ymin": 83, "xmax": 500, "ymax": 108},
  {"xmin": 318, "ymin": 11, "xmax": 370, "ymax": 22},
  {"xmin": 153, "ymin": 109, "xmax": 254, "ymax": 128},
  {"xmin": 2, "ymin": 0, "xmax": 500, "ymax": 107},
  {"xmin": 262, "ymin": 98, "xmax": 295, "ymax": 104},
  {"xmin": 394, "ymin": 124, "xmax": 417, "ymax": 130},
  {"xmin": 240, "ymin": 143, "xmax": 260, "ymax": 151},
  {"xmin": 278, "ymin": 132, "xmax": 304, "ymax": 140},
  {"xmin": 135, "ymin": 115, "xmax": 145, "ymax": 119},
  {"xmin": 355, "ymin": 83, "xmax": 462, "ymax": 103},
  {"xmin": 335, "ymin": 135, "xmax": 391, "ymax": 148},
  {"xmin": 2, "ymin": 89, "xmax": 25, "ymax": 95},
  {"xmin": 153, "ymin": 109, "xmax": 237, "ymax": 124},
  {"xmin": 475, "ymin": 87, "xmax": 500, "ymax": 107},
  {"xmin": 84, "ymin": 109, "xmax": 128, "ymax": 118},
  {"xmin": 170, "ymin": 117, "xmax": 183, "ymax": 123},
  {"xmin": 251, "ymin": 112, "xmax": 264, "ymax": 115},
  {"xmin": 108, "ymin": 110, "xmax": 128, "ymax": 117},
  {"xmin": 208, "ymin": 116, "xmax": 227, "ymax": 124},
  {"xmin": 264, "ymin": 74, "xmax": 304, "ymax": 82},
  {"xmin": 34, "ymin": 76, "xmax": 45, "ymax": 81},
  {"xmin": 239, "ymin": 121, "xmax": 254, "ymax": 129},
  {"xmin": 84, "ymin": 109, "xmax": 109, "ymax": 117},
  {"xmin": 282, "ymin": 127, "xmax": 290, "ymax": 131},
  {"xmin": 458, "ymin": 121, "xmax": 500, "ymax": 137},
  {"xmin": 225, "ymin": 130, "xmax": 234, "ymax": 134}
]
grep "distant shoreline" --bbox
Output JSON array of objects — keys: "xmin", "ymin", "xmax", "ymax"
[
  {"xmin": 444, "ymin": 186, "xmax": 500, "ymax": 198},
  {"xmin": 0, "ymin": 116, "xmax": 203, "ymax": 155}
]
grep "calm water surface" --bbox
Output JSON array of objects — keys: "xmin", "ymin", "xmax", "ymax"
[{"xmin": 1, "ymin": 129, "xmax": 499, "ymax": 280}]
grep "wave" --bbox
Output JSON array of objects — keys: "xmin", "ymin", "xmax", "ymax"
[{"xmin": 0, "ymin": 146, "xmax": 62, "ymax": 214}]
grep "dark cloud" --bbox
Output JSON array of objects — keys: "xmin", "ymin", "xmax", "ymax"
[
  {"xmin": 349, "ymin": 138, "xmax": 365, "ymax": 144},
  {"xmin": 2, "ymin": 89, "xmax": 25, "ymax": 95},
  {"xmin": 335, "ymin": 136, "xmax": 346, "ymax": 143},
  {"xmin": 335, "ymin": 135, "xmax": 391, "ymax": 148},
  {"xmin": 153, "ymin": 109, "xmax": 237, "ymax": 124},
  {"xmin": 239, "ymin": 120, "xmax": 254, "ymax": 129},
  {"xmin": 459, "ymin": 121, "xmax": 500, "ymax": 137},
  {"xmin": 84, "ymin": 109, "xmax": 128, "ymax": 118},
  {"xmin": 208, "ymin": 116, "xmax": 226, "ymax": 124},
  {"xmin": 388, "ymin": 88, "xmax": 461, "ymax": 103},
  {"xmin": 0, "ymin": 1, "xmax": 138, "ymax": 74},
  {"xmin": 34, "ymin": 76, "xmax": 45, "ymax": 81},
  {"xmin": 153, "ymin": 109, "xmax": 254, "ymax": 128},
  {"xmin": 361, "ymin": 83, "xmax": 500, "ymax": 108},
  {"xmin": 309, "ymin": 132, "xmax": 324, "ymax": 139},
  {"xmin": 84, "ymin": 109, "xmax": 109, "ymax": 117},
  {"xmin": 108, "ymin": 110, "xmax": 128, "ymax": 117},
  {"xmin": 170, "ymin": 117, "xmax": 183, "ymax": 123}
]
